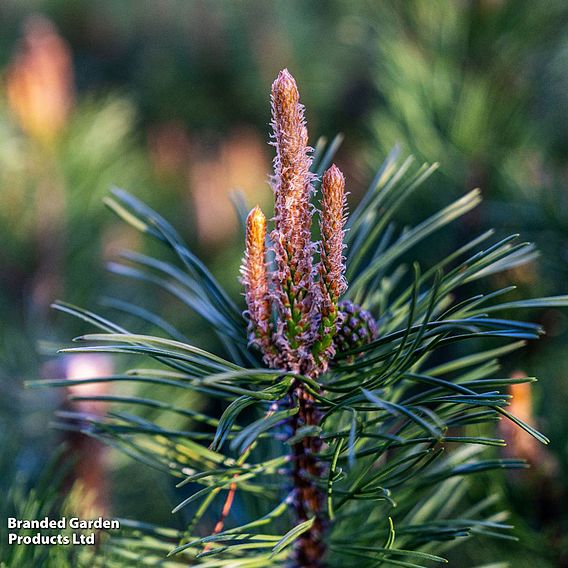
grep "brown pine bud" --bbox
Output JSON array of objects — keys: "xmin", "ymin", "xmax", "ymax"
[
  {"xmin": 313, "ymin": 165, "xmax": 347, "ymax": 369},
  {"xmin": 241, "ymin": 206, "xmax": 274, "ymax": 363},
  {"xmin": 319, "ymin": 164, "xmax": 347, "ymax": 302},
  {"xmin": 270, "ymin": 69, "xmax": 316, "ymax": 372}
]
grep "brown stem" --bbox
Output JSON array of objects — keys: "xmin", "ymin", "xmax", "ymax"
[
  {"xmin": 290, "ymin": 383, "xmax": 326, "ymax": 568},
  {"xmin": 203, "ymin": 480, "xmax": 237, "ymax": 553}
]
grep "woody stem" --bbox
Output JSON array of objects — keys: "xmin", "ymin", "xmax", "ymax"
[{"xmin": 290, "ymin": 382, "xmax": 326, "ymax": 568}]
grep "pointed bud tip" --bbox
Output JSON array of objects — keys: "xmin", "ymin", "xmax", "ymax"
[
  {"xmin": 272, "ymin": 68, "xmax": 299, "ymax": 103},
  {"xmin": 247, "ymin": 206, "xmax": 266, "ymax": 241},
  {"xmin": 248, "ymin": 205, "xmax": 265, "ymax": 224},
  {"xmin": 322, "ymin": 164, "xmax": 345, "ymax": 194},
  {"xmin": 276, "ymin": 68, "xmax": 294, "ymax": 83}
]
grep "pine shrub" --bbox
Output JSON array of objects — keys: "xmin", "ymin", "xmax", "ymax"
[{"xmin": 32, "ymin": 69, "xmax": 568, "ymax": 568}]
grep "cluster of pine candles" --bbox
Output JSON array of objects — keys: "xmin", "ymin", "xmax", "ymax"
[{"xmin": 242, "ymin": 69, "xmax": 375, "ymax": 566}]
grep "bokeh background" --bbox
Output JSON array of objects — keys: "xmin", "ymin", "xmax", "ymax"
[{"xmin": 0, "ymin": 0, "xmax": 567, "ymax": 566}]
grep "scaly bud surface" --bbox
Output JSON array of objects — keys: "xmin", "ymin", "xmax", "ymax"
[
  {"xmin": 241, "ymin": 206, "xmax": 275, "ymax": 365},
  {"xmin": 270, "ymin": 69, "xmax": 316, "ymax": 372},
  {"xmin": 334, "ymin": 300, "xmax": 379, "ymax": 361},
  {"xmin": 313, "ymin": 164, "xmax": 347, "ymax": 371}
]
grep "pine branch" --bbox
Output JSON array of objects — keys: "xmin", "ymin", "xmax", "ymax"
[{"xmin": 31, "ymin": 69, "xmax": 568, "ymax": 568}]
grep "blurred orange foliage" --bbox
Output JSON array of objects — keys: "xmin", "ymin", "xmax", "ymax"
[{"xmin": 6, "ymin": 15, "xmax": 74, "ymax": 145}]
